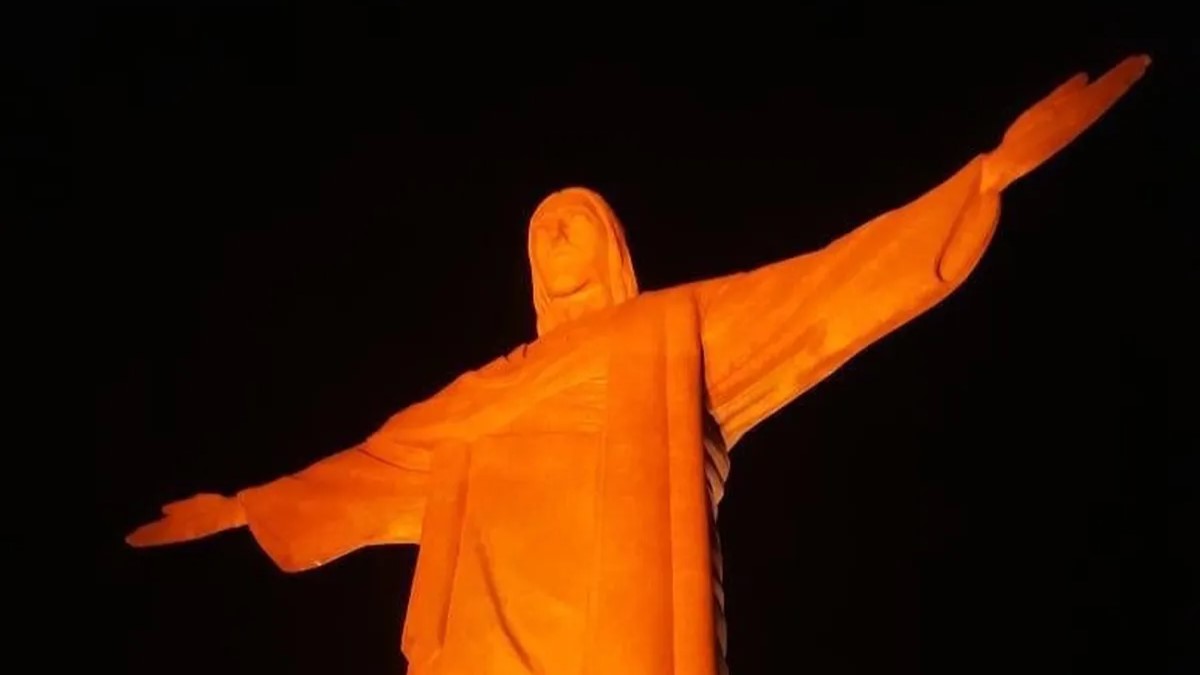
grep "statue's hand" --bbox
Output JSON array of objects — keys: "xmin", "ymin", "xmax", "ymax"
[
  {"xmin": 126, "ymin": 493, "xmax": 247, "ymax": 547},
  {"xmin": 983, "ymin": 54, "xmax": 1149, "ymax": 192}
]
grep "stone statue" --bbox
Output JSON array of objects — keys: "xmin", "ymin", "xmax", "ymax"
[{"xmin": 127, "ymin": 55, "xmax": 1149, "ymax": 674}]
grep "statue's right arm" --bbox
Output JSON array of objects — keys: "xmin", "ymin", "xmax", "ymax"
[
  {"xmin": 125, "ymin": 432, "xmax": 433, "ymax": 572},
  {"xmin": 125, "ymin": 352, "xmax": 514, "ymax": 571},
  {"xmin": 231, "ymin": 436, "xmax": 433, "ymax": 572},
  {"xmin": 124, "ymin": 369, "xmax": 490, "ymax": 572}
]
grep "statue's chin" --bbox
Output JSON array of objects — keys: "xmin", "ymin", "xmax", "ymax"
[{"xmin": 546, "ymin": 278, "xmax": 592, "ymax": 300}]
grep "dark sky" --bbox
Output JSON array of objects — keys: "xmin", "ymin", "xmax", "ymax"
[{"xmin": 57, "ymin": 5, "xmax": 1191, "ymax": 674}]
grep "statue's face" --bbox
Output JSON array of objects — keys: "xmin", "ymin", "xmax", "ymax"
[{"xmin": 532, "ymin": 210, "xmax": 607, "ymax": 299}]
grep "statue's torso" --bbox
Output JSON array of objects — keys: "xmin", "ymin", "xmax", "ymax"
[
  {"xmin": 408, "ymin": 290, "xmax": 721, "ymax": 675},
  {"xmin": 442, "ymin": 362, "xmax": 610, "ymax": 673}
]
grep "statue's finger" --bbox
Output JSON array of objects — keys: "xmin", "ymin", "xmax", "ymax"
[
  {"xmin": 1082, "ymin": 55, "xmax": 1150, "ymax": 113},
  {"xmin": 161, "ymin": 493, "xmax": 221, "ymax": 516},
  {"xmin": 126, "ymin": 520, "xmax": 178, "ymax": 547}
]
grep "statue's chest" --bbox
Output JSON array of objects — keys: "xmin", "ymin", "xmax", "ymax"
[{"xmin": 465, "ymin": 321, "xmax": 618, "ymax": 436}]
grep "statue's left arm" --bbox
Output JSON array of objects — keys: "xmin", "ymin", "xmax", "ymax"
[{"xmin": 695, "ymin": 55, "xmax": 1148, "ymax": 448}]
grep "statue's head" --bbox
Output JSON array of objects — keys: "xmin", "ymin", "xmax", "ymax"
[{"xmin": 528, "ymin": 187, "xmax": 639, "ymax": 336}]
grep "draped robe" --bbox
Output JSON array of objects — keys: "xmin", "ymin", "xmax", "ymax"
[{"xmin": 236, "ymin": 154, "xmax": 1000, "ymax": 674}]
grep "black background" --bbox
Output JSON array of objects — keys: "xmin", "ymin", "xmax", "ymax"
[{"xmin": 35, "ymin": 3, "xmax": 1190, "ymax": 674}]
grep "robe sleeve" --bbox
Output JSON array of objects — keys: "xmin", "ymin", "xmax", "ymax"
[
  {"xmin": 235, "ymin": 433, "xmax": 433, "ymax": 573},
  {"xmin": 695, "ymin": 154, "xmax": 999, "ymax": 448},
  {"xmin": 230, "ymin": 352, "xmax": 519, "ymax": 573}
]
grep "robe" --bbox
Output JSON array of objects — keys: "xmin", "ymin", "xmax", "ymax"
[{"xmin": 236, "ymin": 154, "xmax": 999, "ymax": 674}]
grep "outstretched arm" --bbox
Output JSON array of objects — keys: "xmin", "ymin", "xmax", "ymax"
[
  {"xmin": 125, "ymin": 436, "xmax": 433, "ymax": 572},
  {"xmin": 123, "ymin": 356, "xmax": 507, "ymax": 570},
  {"xmin": 696, "ymin": 55, "xmax": 1148, "ymax": 449}
]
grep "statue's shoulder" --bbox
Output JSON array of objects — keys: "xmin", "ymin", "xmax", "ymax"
[
  {"xmin": 624, "ymin": 283, "xmax": 704, "ymax": 318},
  {"xmin": 455, "ymin": 343, "xmax": 538, "ymax": 387}
]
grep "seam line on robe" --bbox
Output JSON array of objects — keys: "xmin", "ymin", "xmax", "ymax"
[
  {"xmin": 662, "ymin": 305, "xmax": 679, "ymax": 675},
  {"xmin": 582, "ymin": 332, "xmax": 612, "ymax": 675}
]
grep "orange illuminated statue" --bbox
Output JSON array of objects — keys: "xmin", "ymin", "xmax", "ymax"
[{"xmin": 128, "ymin": 56, "xmax": 1149, "ymax": 674}]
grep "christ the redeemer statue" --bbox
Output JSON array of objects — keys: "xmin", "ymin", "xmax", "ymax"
[{"xmin": 127, "ymin": 56, "xmax": 1149, "ymax": 675}]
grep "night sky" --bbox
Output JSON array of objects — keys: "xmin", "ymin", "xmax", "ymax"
[{"xmin": 59, "ymin": 5, "xmax": 1192, "ymax": 674}]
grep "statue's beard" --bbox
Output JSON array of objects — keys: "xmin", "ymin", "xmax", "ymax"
[
  {"xmin": 545, "ymin": 275, "xmax": 592, "ymax": 299},
  {"xmin": 546, "ymin": 281, "xmax": 612, "ymax": 324}
]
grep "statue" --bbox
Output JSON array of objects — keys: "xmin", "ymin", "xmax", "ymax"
[{"xmin": 127, "ymin": 55, "xmax": 1149, "ymax": 675}]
